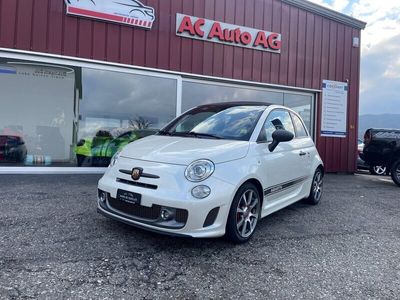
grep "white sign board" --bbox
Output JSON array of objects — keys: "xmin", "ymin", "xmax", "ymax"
[
  {"xmin": 64, "ymin": 0, "xmax": 155, "ymax": 29},
  {"xmin": 321, "ymin": 80, "xmax": 348, "ymax": 138}
]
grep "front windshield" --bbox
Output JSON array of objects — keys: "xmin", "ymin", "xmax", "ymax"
[{"xmin": 161, "ymin": 105, "xmax": 266, "ymax": 141}]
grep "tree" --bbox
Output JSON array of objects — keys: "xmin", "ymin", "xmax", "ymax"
[{"xmin": 129, "ymin": 116, "xmax": 152, "ymax": 129}]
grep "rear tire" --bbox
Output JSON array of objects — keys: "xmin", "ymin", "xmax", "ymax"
[
  {"xmin": 370, "ymin": 165, "xmax": 387, "ymax": 176},
  {"xmin": 306, "ymin": 168, "xmax": 324, "ymax": 205},
  {"xmin": 390, "ymin": 159, "xmax": 400, "ymax": 187},
  {"xmin": 225, "ymin": 183, "xmax": 261, "ymax": 244}
]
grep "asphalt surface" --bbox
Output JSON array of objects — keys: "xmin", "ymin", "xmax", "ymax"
[{"xmin": 0, "ymin": 173, "xmax": 399, "ymax": 299}]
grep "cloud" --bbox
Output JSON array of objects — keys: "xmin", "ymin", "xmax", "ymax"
[
  {"xmin": 384, "ymin": 57, "xmax": 400, "ymax": 79},
  {"xmin": 359, "ymin": 34, "xmax": 400, "ymax": 114},
  {"xmin": 308, "ymin": 0, "xmax": 350, "ymax": 12},
  {"xmin": 308, "ymin": 0, "xmax": 400, "ymax": 115},
  {"xmin": 351, "ymin": 1, "xmax": 400, "ymax": 53},
  {"xmin": 332, "ymin": 0, "xmax": 351, "ymax": 11}
]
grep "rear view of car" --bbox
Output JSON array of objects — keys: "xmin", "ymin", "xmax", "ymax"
[
  {"xmin": 357, "ymin": 138, "xmax": 388, "ymax": 176},
  {"xmin": 0, "ymin": 135, "xmax": 27, "ymax": 163},
  {"xmin": 363, "ymin": 128, "xmax": 400, "ymax": 186}
]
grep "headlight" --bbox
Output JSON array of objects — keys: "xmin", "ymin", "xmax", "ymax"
[
  {"xmin": 109, "ymin": 150, "xmax": 121, "ymax": 167},
  {"xmin": 185, "ymin": 159, "xmax": 215, "ymax": 182}
]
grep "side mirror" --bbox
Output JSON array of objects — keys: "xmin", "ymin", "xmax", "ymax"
[{"xmin": 268, "ymin": 130, "xmax": 294, "ymax": 152}]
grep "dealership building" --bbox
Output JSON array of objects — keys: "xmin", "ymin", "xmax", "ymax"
[{"xmin": 0, "ymin": 0, "xmax": 365, "ymax": 173}]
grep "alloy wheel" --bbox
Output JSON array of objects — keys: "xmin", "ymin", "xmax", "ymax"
[
  {"xmin": 373, "ymin": 165, "xmax": 386, "ymax": 175},
  {"xmin": 236, "ymin": 189, "xmax": 259, "ymax": 238},
  {"xmin": 313, "ymin": 171, "xmax": 323, "ymax": 202}
]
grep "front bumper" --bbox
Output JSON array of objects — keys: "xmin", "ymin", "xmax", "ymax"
[
  {"xmin": 97, "ymin": 166, "xmax": 236, "ymax": 238},
  {"xmin": 97, "ymin": 206, "xmax": 192, "ymax": 237}
]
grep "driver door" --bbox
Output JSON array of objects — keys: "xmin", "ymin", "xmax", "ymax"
[{"xmin": 256, "ymin": 109, "xmax": 308, "ymax": 214}]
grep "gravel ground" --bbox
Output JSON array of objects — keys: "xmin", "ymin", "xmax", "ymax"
[{"xmin": 0, "ymin": 173, "xmax": 399, "ymax": 299}]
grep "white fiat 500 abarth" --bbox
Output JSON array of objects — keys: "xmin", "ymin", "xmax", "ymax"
[{"xmin": 97, "ymin": 102, "xmax": 324, "ymax": 243}]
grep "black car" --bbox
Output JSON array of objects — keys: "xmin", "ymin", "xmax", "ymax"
[
  {"xmin": 0, "ymin": 135, "xmax": 27, "ymax": 163},
  {"xmin": 362, "ymin": 128, "xmax": 400, "ymax": 186},
  {"xmin": 357, "ymin": 139, "xmax": 389, "ymax": 175}
]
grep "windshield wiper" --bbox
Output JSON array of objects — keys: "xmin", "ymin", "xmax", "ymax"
[
  {"xmin": 186, "ymin": 132, "xmax": 222, "ymax": 139},
  {"xmin": 157, "ymin": 130, "xmax": 172, "ymax": 136}
]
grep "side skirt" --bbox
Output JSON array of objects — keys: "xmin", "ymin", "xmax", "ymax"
[{"xmin": 261, "ymin": 176, "xmax": 312, "ymax": 218}]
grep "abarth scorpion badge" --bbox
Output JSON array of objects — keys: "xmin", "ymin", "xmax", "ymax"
[{"xmin": 131, "ymin": 168, "xmax": 142, "ymax": 181}]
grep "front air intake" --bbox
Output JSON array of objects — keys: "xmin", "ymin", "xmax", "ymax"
[{"xmin": 203, "ymin": 207, "xmax": 220, "ymax": 227}]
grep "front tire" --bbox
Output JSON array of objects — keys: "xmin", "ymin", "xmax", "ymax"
[
  {"xmin": 390, "ymin": 159, "xmax": 400, "ymax": 187},
  {"xmin": 306, "ymin": 168, "xmax": 324, "ymax": 205},
  {"xmin": 225, "ymin": 183, "xmax": 261, "ymax": 244}
]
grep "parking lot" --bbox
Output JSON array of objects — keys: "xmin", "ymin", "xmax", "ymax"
[{"xmin": 0, "ymin": 173, "xmax": 399, "ymax": 299}]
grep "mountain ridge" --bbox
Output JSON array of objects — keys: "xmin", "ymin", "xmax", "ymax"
[{"xmin": 359, "ymin": 114, "xmax": 400, "ymax": 138}]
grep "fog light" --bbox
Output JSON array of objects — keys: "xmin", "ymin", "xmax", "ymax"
[
  {"xmin": 160, "ymin": 207, "xmax": 175, "ymax": 221},
  {"xmin": 191, "ymin": 185, "xmax": 211, "ymax": 199},
  {"xmin": 98, "ymin": 190, "xmax": 107, "ymax": 203}
]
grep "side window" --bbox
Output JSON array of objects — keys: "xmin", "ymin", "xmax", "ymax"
[
  {"xmin": 258, "ymin": 110, "xmax": 295, "ymax": 142},
  {"xmin": 290, "ymin": 112, "xmax": 308, "ymax": 138}
]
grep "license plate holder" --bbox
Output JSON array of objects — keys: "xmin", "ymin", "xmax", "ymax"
[{"xmin": 116, "ymin": 189, "xmax": 141, "ymax": 205}]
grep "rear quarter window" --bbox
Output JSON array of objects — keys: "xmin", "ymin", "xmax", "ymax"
[{"xmin": 290, "ymin": 112, "xmax": 308, "ymax": 138}]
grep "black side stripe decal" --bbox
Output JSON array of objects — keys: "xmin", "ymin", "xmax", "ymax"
[{"xmin": 264, "ymin": 176, "xmax": 309, "ymax": 196}]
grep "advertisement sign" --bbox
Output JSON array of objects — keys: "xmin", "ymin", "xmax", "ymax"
[
  {"xmin": 321, "ymin": 80, "xmax": 348, "ymax": 138},
  {"xmin": 0, "ymin": 63, "xmax": 76, "ymax": 161},
  {"xmin": 176, "ymin": 14, "xmax": 282, "ymax": 53},
  {"xmin": 64, "ymin": 0, "xmax": 155, "ymax": 29}
]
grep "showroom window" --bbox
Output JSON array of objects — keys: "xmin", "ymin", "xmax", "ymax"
[
  {"xmin": 0, "ymin": 59, "xmax": 78, "ymax": 167},
  {"xmin": 0, "ymin": 59, "xmax": 177, "ymax": 167},
  {"xmin": 182, "ymin": 80, "xmax": 314, "ymax": 137},
  {"xmin": 77, "ymin": 68, "xmax": 176, "ymax": 167},
  {"xmin": 0, "ymin": 55, "xmax": 315, "ymax": 170},
  {"xmin": 181, "ymin": 80, "xmax": 284, "ymax": 112}
]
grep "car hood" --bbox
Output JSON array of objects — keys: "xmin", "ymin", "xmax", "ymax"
[{"xmin": 120, "ymin": 135, "xmax": 250, "ymax": 165}]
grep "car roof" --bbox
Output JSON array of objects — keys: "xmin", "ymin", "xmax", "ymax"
[
  {"xmin": 195, "ymin": 101, "xmax": 272, "ymax": 109},
  {"xmin": 369, "ymin": 128, "xmax": 400, "ymax": 131}
]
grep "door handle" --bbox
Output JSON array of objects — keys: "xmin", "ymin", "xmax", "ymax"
[{"xmin": 299, "ymin": 151, "xmax": 307, "ymax": 156}]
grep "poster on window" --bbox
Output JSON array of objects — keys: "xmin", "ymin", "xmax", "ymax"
[
  {"xmin": 0, "ymin": 62, "xmax": 76, "ymax": 163},
  {"xmin": 321, "ymin": 80, "xmax": 348, "ymax": 138}
]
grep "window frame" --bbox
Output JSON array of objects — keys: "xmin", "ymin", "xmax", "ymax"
[{"xmin": 257, "ymin": 108, "xmax": 296, "ymax": 143}]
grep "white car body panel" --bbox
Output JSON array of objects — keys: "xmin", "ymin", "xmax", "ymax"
[
  {"xmin": 97, "ymin": 105, "xmax": 324, "ymax": 238},
  {"xmin": 120, "ymin": 135, "xmax": 250, "ymax": 165}
]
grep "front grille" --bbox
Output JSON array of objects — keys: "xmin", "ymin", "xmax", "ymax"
[
  {"xmin": 175, "ymin": 209, "xmax": 188, "ymax": 223},
  {"xmin": 107, "ymin": 197, "xmax": 189, "ymax": 225},
  {"xmin": 108, "ymin": 196, "xmax": 160, "ymax": 220},
  {"xmin": 117, "ymin": 178, "xmax": 158, "ymax": 190}
]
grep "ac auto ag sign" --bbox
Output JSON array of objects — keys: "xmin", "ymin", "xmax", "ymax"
[
  {"xmin": 65, "ymin": 0, "xmax": 155, "ymax": 29},
  {"xmin": 176, "ymin": 14, "xmax": 281, "ymax": 53}
]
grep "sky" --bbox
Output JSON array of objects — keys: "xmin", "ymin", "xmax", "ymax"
[{"xmin": 309, "ymin": 0, "xmax": 400, "ymax": 116}]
